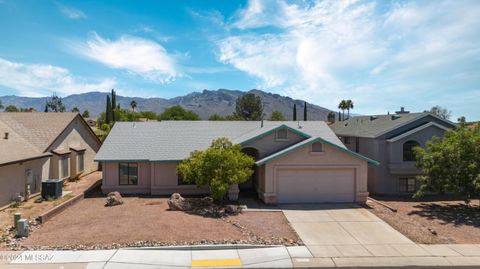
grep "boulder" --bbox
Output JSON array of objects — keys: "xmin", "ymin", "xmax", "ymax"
[
  {"xmin": 105, "ymin": 192, "xmax": 123, "ymax": 207},
  {"xmin": 225, "ymin": 204, "xmax": 242, "ymax": 214},
  {"xmin": 167, "ymin": 193, "xmax": 191, "ymax": 211}
]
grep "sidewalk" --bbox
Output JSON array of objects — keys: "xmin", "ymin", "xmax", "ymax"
[{"xmin": 2, "ymin": 244, "xmax": 480, "ymax": 268}]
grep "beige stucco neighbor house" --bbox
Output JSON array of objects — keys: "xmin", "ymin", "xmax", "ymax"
[
  {"xmin": 95, "ymin": 121, "xmax": 378, "ymax": 204},
  {"xmin": 0, "ymin": 112, "xmax": 102, "ymax": 207}
]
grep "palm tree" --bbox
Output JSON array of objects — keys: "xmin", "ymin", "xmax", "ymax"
[
  {"xmin": 346, "ymin": 100, "xmax": 354, "ymax": 119},
  {"xmin": 338, "ymin": 100, "xmax": 347, "ymax": 121},
  {"xmin": 130, "ymin": 100, "xmax": 137, "ymax": 112}
]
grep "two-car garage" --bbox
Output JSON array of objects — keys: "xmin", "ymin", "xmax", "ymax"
[{"xmin": 275, "ymin": 167, "xmax": 356, "ymax": 203}]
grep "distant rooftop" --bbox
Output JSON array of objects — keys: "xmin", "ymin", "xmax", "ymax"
[{"xmin": 330, "ymin": 111, "xmax": 455, "ymax": 138}]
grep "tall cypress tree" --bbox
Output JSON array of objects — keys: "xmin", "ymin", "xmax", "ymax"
[
  {"xmin": 111, "ymin": 89, "xmax": 116, "ymax": 122},
  {"xmin": 293, "ymin": 104, "xmax": 297, "ymax": 121},
  {"xmin": 44, "ymin": 103, "xmax": 48, "ymax": 112},
  {"xmin": 304, "ymin": 101, "xmax": 307, "ymax": 121},
  {"xmin": 106, "ymin": 95, "xmax": 112, "ymax": 124}
]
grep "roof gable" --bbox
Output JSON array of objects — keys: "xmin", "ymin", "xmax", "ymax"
[{"xmin": 0, "ymin": 112, "xmax": 78, "ymax": 152}]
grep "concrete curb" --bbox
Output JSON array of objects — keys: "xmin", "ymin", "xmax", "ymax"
[{"xmin": 125, "ymin": 244, "xmax": 285, "ymax": 250}]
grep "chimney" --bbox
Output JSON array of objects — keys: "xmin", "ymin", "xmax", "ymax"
[
  {"xmin": 4, "ymin": 132, "xmax": 8, "ymax": 139},
  {"xmin": 395, "ymin": 107, "xmax": 410, "ymax": 114},
  {"xmin": 261, "ymin": 119, "xmax": 264, "ymax": 128}
]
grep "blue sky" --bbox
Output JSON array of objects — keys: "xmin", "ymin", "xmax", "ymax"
[{"xmin": 0, "ymin": 0, "xmax": 479, "ymax": 120}]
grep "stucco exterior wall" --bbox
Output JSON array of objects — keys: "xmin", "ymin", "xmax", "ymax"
[
  {"xmin": 101, "ymin": 161, "xmax": 207, "ymax": 195},
  {"xmin": 0, "ymin": 157, "xmax": 50, "ymax": 207},
  {"xmin": 259, "ymin": 143, "xmax": 369, "ymax": 204},
  {"xmin": 48, "ymin": 116, "xmax": 100, "ymax": 179},
  {"xmin": 351, "ymin": 121, "xmax": 450, "ymax": 195},
  {"xmin": 243, "ymin": 128, "xmax": 306, "ymax": 159}
]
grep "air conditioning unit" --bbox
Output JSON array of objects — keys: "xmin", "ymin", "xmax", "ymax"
[{"xmin": 41, "ymin": 179, "xmax": 63, "ymax": 199}]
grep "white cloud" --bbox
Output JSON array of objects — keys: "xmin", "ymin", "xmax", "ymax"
[
  {"xmin": 216, "ymin": 0, "xmax": 480, "ymax": 116},
  {"xmin": 71, "ymin": 33, "xmax": 180, "ymax": 83},
  {"xmin": 0, "ymin": 57, "xmax": 115, "ymax": 97},
  {"xmin": 59, "ymin": 5, "xmax": 86, "ymax": 19}
]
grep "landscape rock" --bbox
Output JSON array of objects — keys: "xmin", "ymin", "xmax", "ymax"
[
  {"xmin": 167, "ymin": 193, "xmax": 191, "ymax": 211},
  {"xmin": 225, "ymin": 205, "xmax": 242, "ymax": 214},
  {"xmin": 105, "ymin": 192, "xmax": 123, "ymax": 207}
]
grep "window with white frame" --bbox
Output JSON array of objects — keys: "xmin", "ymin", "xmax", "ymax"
[
  {"xmin": 311, "ymin": 142, "xmax": 324, "ymax": 153},
  {"xmin": 275, "ymin": 128, "xmax": 288, "ymax": 140},
  {"xmin": 61, "ymin": 155, "xmax": 69, "ymax": 178}
]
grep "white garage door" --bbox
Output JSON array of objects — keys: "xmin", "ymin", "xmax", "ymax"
[{"xmin": 276, "ymin": 167, "xmax": 355, "ymax": 203}]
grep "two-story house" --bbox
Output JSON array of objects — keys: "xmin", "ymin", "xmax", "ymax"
[{"xmin": 330, "ymin": 108, "xmax": 456, "ymax": 195}]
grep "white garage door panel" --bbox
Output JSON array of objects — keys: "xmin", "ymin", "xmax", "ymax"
[{"xmin": 276, "ymin": 168, "xmax": 355, "ymax": 203}]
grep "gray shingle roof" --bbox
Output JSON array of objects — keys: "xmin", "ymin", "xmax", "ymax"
[
  {"xmin": 0, "ymin": 112, "xmax": 78, "ymax": 151},
  {"xmin": 0, "ymin": 120, "xmax": 50, "ymax": 165},
  {"xmin": 95, "ymin": 121, "xmax": 347, "ymax": 162},
  {"xmin": 330, "ymin": 112, "xmax": 439, "ymax": 138}
]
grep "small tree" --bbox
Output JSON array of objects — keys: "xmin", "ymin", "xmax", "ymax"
[
  {"xmin": 327, "ymin": 111, "xmax": 336, "ymax": 123},
  {"xmin": 159, "ymin": 105, "xmax": 200, "ymax": 120},
  {"xmin": 269, "ymin": 111, "xmax": 285, "ymax": 121},
  {"xmin": 209, "ymin": 114, "xmax": 225, "ymax": 121},
  {"xmin": 414, "ymin": 123, "xmax": 480, "ymax": 205},
  {"xmin": 106, "ymin": 95, "xmax": 112, "ymax": 124},
  {"xmin": 111, "ymin": 89, "xmax": 116, "ymax": 122},
  {"xmin": 346, "ymin": 100, "xmax": 354, "ymax": 119},
  {"xmin": 234, "ymin": 93, "xmax": 263, "ymax": 120},
  {"xmin": 303, "ymin": 101, "xmax": 307, "ymax": 121},
  {"xmin": 5, "ymin": 105, "xmax": 19, "ymax": 112},
  {"xmin": 82, "ymin": 110, "xmax": 90, "ymax": 118},
  {"xmin": 71, "ymin": 107, "xmax": 80, "ymax": 113},
  {"xmin": 177, "ymin": 138, "xmax": 255, "ymax": 201},
  {"xmin": 46, "ymin": 93, "xmax": 66, "ymax": 112},
  {"xmin": 293, "ymin": 104, "xmax": 297, "ymax": 121},
  {"xmin": 130, "ymin": 100, "xmax": 137, "ymax": 112},
  {"xmin": 429, "ymin": 105, "xmax": 451, "ymax": 120},
  {"xmin": 338, "ymin": 100, "xmax": 347, "ymax": 121},
  {"xmin": 0, "ymin": 100, "xmax": 3, "ymax": 110}
]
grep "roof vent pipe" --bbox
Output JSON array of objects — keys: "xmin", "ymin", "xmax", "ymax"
[
  {"xmin": 4, "ymin": 132, "xmax": 8, "ymax": 140},
  {"xmin": 261, "ymin": 119, "xmax": 264, "ymax": 128}
]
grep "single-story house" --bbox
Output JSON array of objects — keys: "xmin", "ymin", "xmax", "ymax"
[
  {"xmin": 0, "ymin": 112, "xmax": 102, "ymax": 207},
  {"xmin": 95, "ymin": 121, "xmax": 378, "ymax": 204},
  {"xmin": 330, "ymin": 108, "xmax": 456, "ymax": 195}
]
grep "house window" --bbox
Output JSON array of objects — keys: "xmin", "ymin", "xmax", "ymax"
[
  {"xmin": 311, "ymin": 142, "xmax": 324, "ymax": 152},
  {"xmin": 119, "ymin": 163, "xmax": 138, "ymax": 185},
  {"xmin": 77, "ymin": 152, "xmax": 84, "ymax": 172},
  {"xmin": 61, "ymin": 156, "xmax": 69, "ymax": 178},
  {"xmin": 275, "ymin": 128, "xmax": 288, "ymax": 140},
  {"xmin": 344, "ymin": 137, "xmax": 351, "ymax": 144},
  {"xmin": 403, "ymin": 140, "xmax": 420, "ymax": 162},
  {"xmin": 399, "ymin": 177, "xmax": 416, "ymax": 193}
]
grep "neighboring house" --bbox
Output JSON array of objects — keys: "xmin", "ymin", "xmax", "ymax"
[
  {"xmin": 95, "ymin": 121, "xmax": 378, "ymax": 204},
  {"xmin": 0, "ymin": 112, "xmax": 102, "ymax": 207},
  {"xmin": 330, "ymin": 109, "xmax": 456, "ymax": 195}
]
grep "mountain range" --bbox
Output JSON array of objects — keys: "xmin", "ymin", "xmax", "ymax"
[{"xmin": 0, "ymin": 89, "xmax": 335, "ymax": 120}]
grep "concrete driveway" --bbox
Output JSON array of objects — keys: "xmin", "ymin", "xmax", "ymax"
[{"xmin": 282, "ymin": 204, "xmax": 416, "ymax": 258}]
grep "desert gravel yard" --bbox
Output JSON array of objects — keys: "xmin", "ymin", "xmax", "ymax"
[
  {"xmin": 18, "ymin": 193, "xmax": 300, "ymax": 249},
  {"xmin": 367, "ymin": 196, "xmax": 480, "ymax": 244}
]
